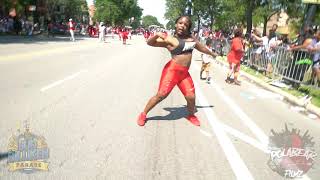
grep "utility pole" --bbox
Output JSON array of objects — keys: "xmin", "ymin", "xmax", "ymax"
[{"xmin": 185, "ymin": 0, "xmax": 193, "ymax": 16}]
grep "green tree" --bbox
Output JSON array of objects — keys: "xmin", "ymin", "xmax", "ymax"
[
  {"xmin": 164, "ymin": 0, "xmax": 186, "ymax": 24},
  {"xmin": 142, "ymin": 15, "xmax": 161, "ymax": 28},
  {"xmin": 2, "ymin": 0, "xmax": 34, "ymax": 17},
  {"xmin": 94, "ymin": 0, "xmax": 142, "ymax": 25},
  {"xmin": 215, "ymin": 0, "xmax": 246, "ymax": 31},
  {"xmin": 193, "ymin": 0, "xmax": 222, "ymax": 29},
  {"xmin": 165, "ymin": 20, "xmax": 174, "ymax": 30},
  {"xmin": 44, "ymin": 0, "xmax": 88, "ymax": 22},
  {"xmin": 253, "ymin": 0, "xmax": 305, "ymax": 36},
  {"xmin": 64, "ymin": 0, "xmax": 88, "ymax": 21}
]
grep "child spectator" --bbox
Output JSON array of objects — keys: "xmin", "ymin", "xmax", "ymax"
[{"xmin": 200, "ymin": 39, "xmax": 217, "ymax": 84}]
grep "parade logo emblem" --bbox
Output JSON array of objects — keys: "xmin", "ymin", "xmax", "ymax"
[
  {"xmin": 268, "ymin": 125, "xmax": 317, "ymax": 178},
  {"xmin": 7, "ymin": 126, "xmax": 49, "ymax": 173}
]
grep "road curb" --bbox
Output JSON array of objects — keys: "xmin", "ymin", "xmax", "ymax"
[{"xmin": 239, "ymin": 66, "xmax": 320, "ymax": 117}]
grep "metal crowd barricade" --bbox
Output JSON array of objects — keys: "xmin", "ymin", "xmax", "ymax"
[
  {"xmin": 280, "ymin": 49, "xmax": 313, "ymax": 85},
  {"xmin": 245, "ymin": 46, "xmax": 316, "ymax": 87},
  {"xmin": 200, "ymin": 37, "xmax": 319, "ymax": 88},
  {"xmin": 249, "ymin": 46, "xmax": 269, "ymax": 71},
  {"xmin": 211, "ymin": 38, "xmax": 231, "ymax": 56}
]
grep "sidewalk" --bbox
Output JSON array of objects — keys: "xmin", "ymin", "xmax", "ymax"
[
  {"xmin": 240, "ymin": 68, "xmax": 320, "ymax": 117},
  {"xmin": 0, "ymin": 34, "xmax": 90, "ymax": 44}
]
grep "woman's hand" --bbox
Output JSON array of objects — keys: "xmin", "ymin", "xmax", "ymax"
[
  {"xmin": 155, "ymin": 32, "xmax": 167, "ymax": 39},
  {"xmin": 308, "ymin": 47, "xmax": 316, "ymax": 52},
  {"xmin": 211, "ymin": 51, "xmax": 219, "ymax": 57},
  {"xmin": 147, "ymin": 32, "xmax": 170, "ymax": 47}
]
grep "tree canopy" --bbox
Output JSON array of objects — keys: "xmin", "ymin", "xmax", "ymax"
[
  {"xmin": 141, "ymin": 15, "xmax": 162, "ymax": 28},
  {"xmin": 164, "ymin": 0, "xmax": 318, "ymax": 35},
  {"xmin": 1, "ymin": 0, "xmax": 88, "ymax": 22},
  {"xmin": 94, "ymin": 0, "xmax": 143, "ymax": 26}
]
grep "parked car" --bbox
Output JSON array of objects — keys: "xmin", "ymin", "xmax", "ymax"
[
  {"xmin": 52, "ymin": 23, "xmax": 67, "ymax": 34},
  {"xmin": 88, "ymin": 25, "xmax": 98, "ymax": 37}
]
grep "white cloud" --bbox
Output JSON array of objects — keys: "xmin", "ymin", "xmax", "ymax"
[{"xmin": 138, "ymin": 0, "xmax": 167, "ymax": 25}]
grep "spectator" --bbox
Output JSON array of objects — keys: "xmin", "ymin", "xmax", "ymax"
[
  {"xmin": 200, "ymin": 38, "xmax": 217, "ymax": 84},
  {"xmin": 287, "ymin": 26, "xmax": 314, "ymax": 82},
  {"xmin": 307, "ymin": 30, "xmax": 320, "ymax": 83},
  {"xmin": 269, "ymin": 24, "xmax": 278, "ymax": 39}
]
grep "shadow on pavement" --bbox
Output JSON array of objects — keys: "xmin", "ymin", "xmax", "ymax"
[
  {"xmin": 147, "ymin": 105, "xmax": 214, "ymax": 121},
  {"xmin": 0, "ymin": 35, "xmax": 90, "ymax": 44}
]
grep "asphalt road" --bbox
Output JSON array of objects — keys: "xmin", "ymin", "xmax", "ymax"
[{"xmin": 0, "ymin": 35, "xmax": 319, "ymax": 180}]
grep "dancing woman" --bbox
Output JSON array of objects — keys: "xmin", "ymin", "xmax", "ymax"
[{"xmin": 137, "ymin": 16, "xmax": 217, "ymax": 126}]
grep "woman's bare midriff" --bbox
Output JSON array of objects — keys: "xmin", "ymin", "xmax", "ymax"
[{"xmin": 171, "ymin": 53, "xmax": 192, "ymax": 67}]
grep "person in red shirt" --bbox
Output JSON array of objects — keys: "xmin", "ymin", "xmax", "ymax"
[
  {"xmin": 143, "ymin": 30, "xmax": 150, "ymax": 41},
  {"xmin": 226, "ymin": 28, "xmax": 244, "ymax": 85},
  {"xmin": 122, "ymin": 28, "xmax": 129, "ymax": 44},
  {"xmin": 118, "ymin": 27, "xmax": 122, "ymax": 41}
]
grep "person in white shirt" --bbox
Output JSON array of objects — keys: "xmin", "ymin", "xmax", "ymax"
[
  {"xmin": 200, "ymin": 39, "xmax": 217, "ymax": 84},
  {"xmin": 98, "ymin": 22, "xmax": 106, "ymax": 42},
  {"xmin": 308, "ymin": 30, "xmax": 320, "ymax": 81},
  {"xmin": 68, "ymin": 18, "xmax": 75, "ymax": 41}
]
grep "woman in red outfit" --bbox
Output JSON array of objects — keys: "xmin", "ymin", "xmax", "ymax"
[
  {"xmin": 226, "ymin": 28, "xmax": 244, "ymax": 85},
  {"xmin": 122, "ymin": 28, "xmax": 129, "ymax": 44},
  {"xmin": 144, "ymin": 30, "xmax": 150, "ymax": 41},
  {"xmin": 137, "ymin": 16, "xmax": 217, "ymax": 127}
]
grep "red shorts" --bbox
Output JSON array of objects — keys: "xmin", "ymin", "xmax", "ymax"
[{"xmin": 158, "ymin": 60, "xmax": 195, "ymax": 97}]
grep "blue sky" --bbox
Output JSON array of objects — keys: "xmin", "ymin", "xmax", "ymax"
[{"xmin": 86, "ymin": 0, "xmax": 167, "ymax": 25}]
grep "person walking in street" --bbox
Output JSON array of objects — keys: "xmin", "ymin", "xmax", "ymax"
[
  {"xmin": 122, "ymin": 28, "xmax": 129, "ymax": 45},
  {"xmin": 225, "ymin": 28, "xmax": 245, "ymax": 85},
  {"xmin": 98, "ymin": 22, "xmax": 106, "ymax": 42},
  {"xmin": 200, "ymin": 38, "xmax": 217, "ymax": 84},
  {"xmin": 144, "ymin": 30, "xmax": 150, "ymax": 41},
  {"xmin": 68, "ymin": 18, "xmax": 75, "ymax": 42},
  {"xmin": 137, "ymin": 15, "xmax": 217, "ymax": 127}
]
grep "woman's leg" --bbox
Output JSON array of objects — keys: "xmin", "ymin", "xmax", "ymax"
[
  {"xmin": 143, "ymin": 93, "xmax": 168, "ymax": 114},
  {"xmin": 138, "ymin": 63, "xmax": 178, "ymax": 126},
  {"xmin": 226, "ymin": 63, "xmax": 234, "ymax": 83},
  {"xmin": 234, "ymin": 63, "xmax": 241, "ymax": 85},
  {"xmin": 178, "ymin": 73, "xmax": 200, "ymax": 126},
  {"xmin": 185, "ymin": 94, "xmax": 196, "ymax": 115}
]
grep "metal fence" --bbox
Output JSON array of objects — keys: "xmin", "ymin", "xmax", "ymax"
[
  {"xmin": 245, "ymin": 46, "xmax": 317, "ymax": 87},
  {"xmin": 205, "ymin": 38, "xmax": 319, "ymax": 88}
]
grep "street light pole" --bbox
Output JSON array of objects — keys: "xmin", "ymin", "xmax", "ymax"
[{"xmin": 185, "ymin": 0, "xmax": 192, "ymax": 16}]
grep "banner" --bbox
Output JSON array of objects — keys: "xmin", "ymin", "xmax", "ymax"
[{"xmin": 8, "ymin": 161, "xmax": 49, "ymax": 171}]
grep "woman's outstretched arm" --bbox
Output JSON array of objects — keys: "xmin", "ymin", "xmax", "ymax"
[
  {"xmin": 195, "ymin": 40, "xmax": 218, "ymax": 57},
  {"xmin": 147, "ymin": 32, "xmax": 170, "ymax": 47}
]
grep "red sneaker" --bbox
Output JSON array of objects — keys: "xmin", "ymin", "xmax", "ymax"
[
  {"xmin": 186, "ymin": 115, "xmax": 200, "ymax": 126},
  {"xmin": 137, "ymin": 112, "xmax": 147, "ymax": 126}
]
